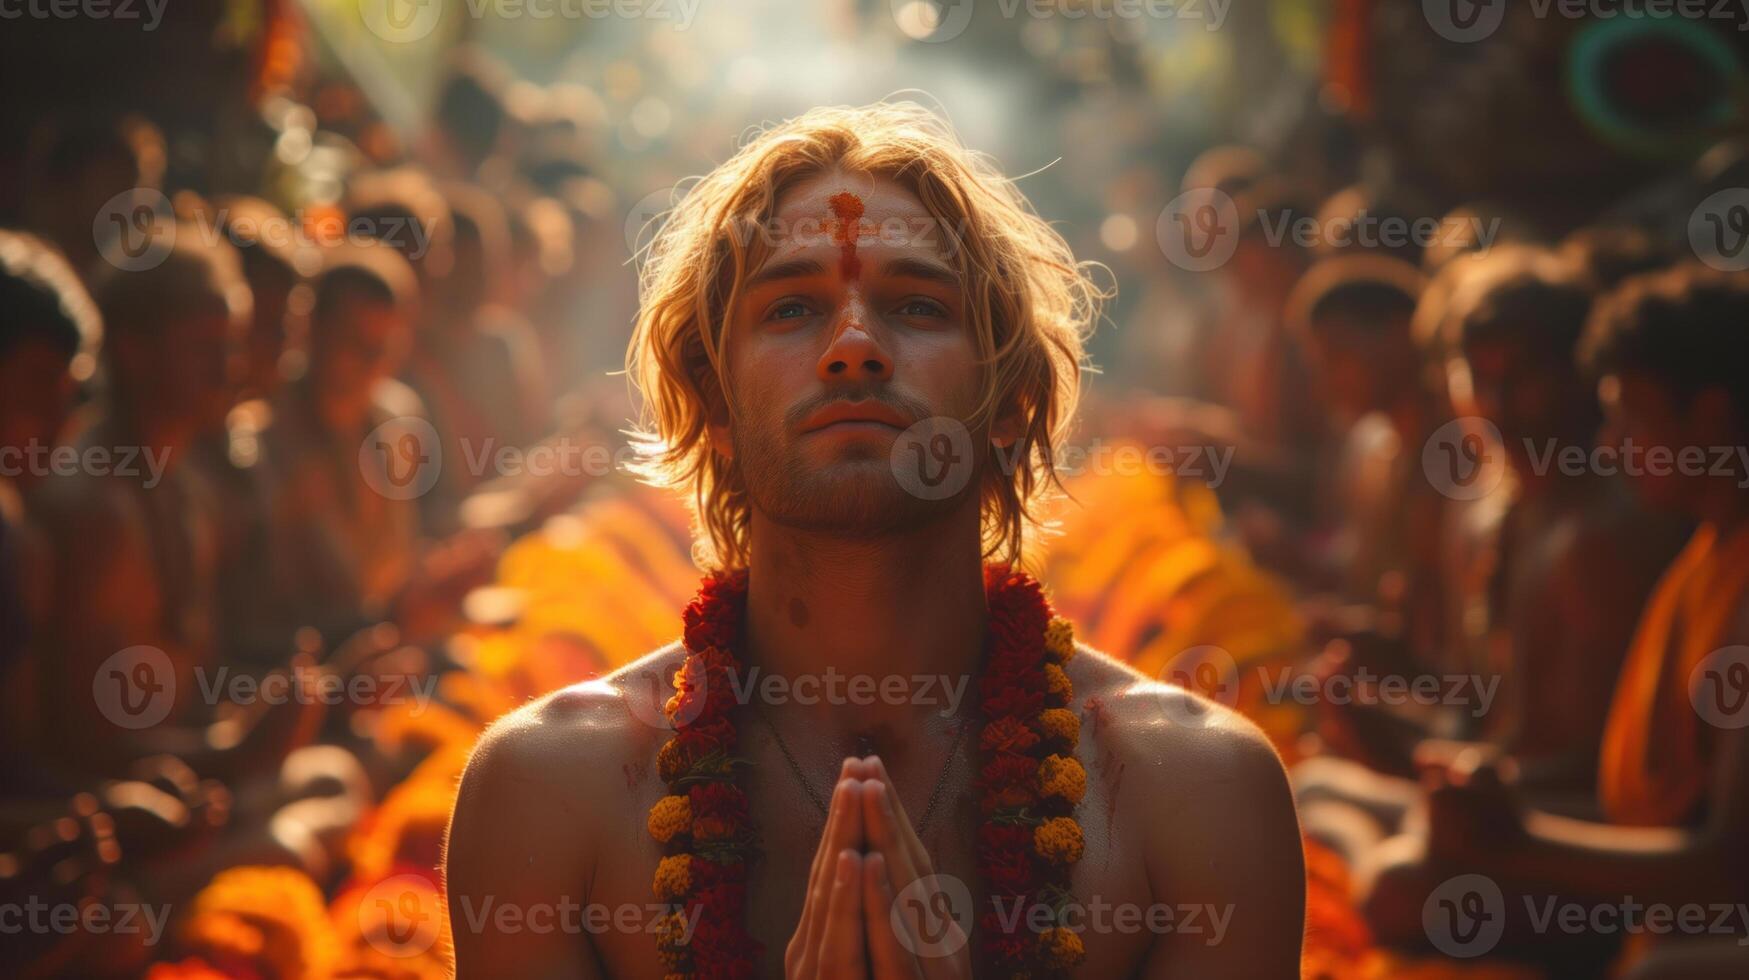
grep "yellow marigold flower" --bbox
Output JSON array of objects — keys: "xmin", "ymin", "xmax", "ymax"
[
  {"xmin": 657, "ymin": 739, "xmax": 687, "ymax": 783},
  {"xmin": 1037, "ymin": 754, "xmax": 1087, "ymax": 805},
  {"xmin": 1044, "ymin": 617, "xmax": 1075, "ymax": 662},
  {"xmin": 1036, "ymin": 707, "xmax": 1079, "ymax": 749},
  {"xmin": 1043, "ymin": 663, "xmax": 1072, "ymax": 704},
  {"xmin": 1034, "ymin": 816, "xmax": 1084, "ymax": 864},
  {"xmin": 1039, "ymin": 925, "xmax": 1086, "ymax": 968},
  {"xmin": 647, "ymin": 794, "xmax": 692, "ymax": 843},
  {"xmin": 653, "ymin": 854, "xmax": 693, "ymax": 901}
]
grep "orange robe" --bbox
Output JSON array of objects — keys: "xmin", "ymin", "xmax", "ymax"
[{"xmin": 1599, "ymin": 522, "xmax": 1749, "ymax": 826}]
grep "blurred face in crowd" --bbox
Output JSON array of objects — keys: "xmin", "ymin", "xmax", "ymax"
[
  {"xmin": 310, "ymin": 291, "xmax": 410, "ymax": 429},
  {"xmin": 1461, "ymin": 335, "xmax": 1596, "ymax": 475},
  {"xmin": 0, "ymin": 339, "xmax": 78, "ymax": 466},
  {"xmin": 714, "ymin": 170, "xmax": 992, "ymax": 537},
  {"xmin": 1304, "ymin": 311, "xmax": 1414, "ymax": 424},
  {"xmin": 1600, "ymin": 371, "xmax": 1737, "ymax": 512},
  {"xmin": 112, "ymin": 304, "xmax": 239, "ymax": 439}
]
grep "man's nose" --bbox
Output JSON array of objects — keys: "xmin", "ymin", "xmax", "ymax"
[{"xmin": 817, "ymin": 301, "xmax": 892, "ymax": 383}]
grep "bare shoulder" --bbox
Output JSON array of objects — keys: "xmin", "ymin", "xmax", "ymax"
[
  {"xmin": 1067, "ymin": 643, "xmax": 1302, "ymax": 874},
  {"xmin": 1068, "ymin": 644, "xmax": 1290, "ymax": 791},
  {"xmin": 448, "ymin": 642, "xmax": 686, "ymax": 877},
  {"xmin": 1067, "ymin": 643, "xmax": 1305, "ymax": 970}
]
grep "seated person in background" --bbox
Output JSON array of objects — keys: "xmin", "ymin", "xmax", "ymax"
[
  {"xmin": 184, "ymin": 197, "xmax": 314, "ymax": 665},
  {"xmin": 20, "ymin": 114, "xmax": 165, "ymax": 281},
  {"xmin": 1297, "ymin": 247, "xmax": 1691, "ymax": 863},
  {"xmin": 405, "ymin": 182, "xmax": 549, "ymax": 527},
  {"xmin": 213, "ymin": 195, "xmax": 310, "ymax": 406},
  {"xmin": 258, "ymin": 246, "xmax": 496, "ymax": 651},
  {"xmin": 1434, "ymin": 249, "xmax": 1688, "ymax": 795},
  {"xmin": 346, "ymin": 166, "xmax": 454, "ymax": 303},
  {"xmin": 1363, "ymin": 266, "xmax": 1749, "ymax": 978},
  {"xmin": 0, "ymin": 231, "xmax": 100, "ymax": 780},
  {"xmin": 1286, "ymin": 256, "xmax": 1451, "ymax": 724},
  {"xmin": 28, "ymin": 231, "xmax": 321, "ymax": 781}
]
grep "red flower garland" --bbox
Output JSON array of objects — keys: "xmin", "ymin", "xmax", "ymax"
[{"xmin": 649, "ymin": 565, "xmax": 1085, "ymax": 978}]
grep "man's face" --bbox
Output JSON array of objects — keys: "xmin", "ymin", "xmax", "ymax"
[
  {"xmin": 717, "ymin": 170, "xmax": 989, "ymax": 537},
  {"xmin": 118, "ymin": 308, "xmax": 238, "ymax": 436},
  {"xmin": 1461, "ymin": 336, "xmax": 1592, "ymax": 471},
  {"xmin": 1306, "ymin": 313, "xmax": 1410, "ymax": 423},
  {"xmin": 1602, "ymin": 372, "xmax": 1697, "ymax": 510},
  {"xmin": 312, "ymin": 294, "xmax": 409, "ymax": 426}
]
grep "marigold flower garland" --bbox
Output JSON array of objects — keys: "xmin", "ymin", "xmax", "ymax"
[{"xmin": 648, "ymin": 565, "xmax": 1086, "ymax": 978}]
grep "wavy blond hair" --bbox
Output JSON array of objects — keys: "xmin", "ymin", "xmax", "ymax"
[{"xmin": 626, "ymin": 101, "xmax": 1106, "ymax": 570}]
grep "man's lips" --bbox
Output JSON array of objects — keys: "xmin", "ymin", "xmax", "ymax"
[{"xmin": 800, "ymin": 401, "xmax": 913, "ymax": 433}]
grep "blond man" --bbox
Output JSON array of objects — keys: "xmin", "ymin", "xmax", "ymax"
[{"xmin": 445, "ymin": 103, "xmax": 1304, "ymax": 979}]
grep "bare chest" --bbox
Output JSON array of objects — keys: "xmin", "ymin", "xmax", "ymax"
[{"xmin": 585, "ymin": 725, "xmax": 1156, "ymax": 979}]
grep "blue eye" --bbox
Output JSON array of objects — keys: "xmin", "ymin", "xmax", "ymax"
[
  {"xmin": 896, "ymin": 297, "xmax": 947, "ymax": 317},
  {"xmin": 770, "ymin": 300, "xmax": 812, "ymax": 320}
]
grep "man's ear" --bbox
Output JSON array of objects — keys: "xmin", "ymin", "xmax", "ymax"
[
  {"xmin": 707, "ymin": 416, "xmax": 734, "ymax": 461},
  {"xmin": 990, "ymin": 399, "xmax": 1027, "ymax": 450}
]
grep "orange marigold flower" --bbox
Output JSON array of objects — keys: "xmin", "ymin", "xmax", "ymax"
[
  {"xmin": 1044, "ymin": 617, "xmax": 1075, "ymax": 662},
  {"xmin": 1037, "ymin": 754, "xmax": 1087, "ymax": 805},
  {"xmin": 1034, "ymin": 816, "xmax": 1084, "ymax": 864},
  {"xmin": 1039, "ymin": 925, "xmax": 1086, "ymax": 968},
  {"xmin": 1035, "ymin": 707, "xmax": 1079, "ymax": 748},
  {"xmin": 653, "ymin": 854, "xmax": 693, "ymax": 900},
  {"xmin": 1043, "ymin": 663, "xmax": 1072, "ymax": 705},
  {"xmin": 647, "ymin": 795, "xmax": 692, "ymax": 844}
]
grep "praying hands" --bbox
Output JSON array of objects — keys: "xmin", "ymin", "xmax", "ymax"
[{"xmin": 785, "ymin": 756, "xmax": 973, "ymax": 980}]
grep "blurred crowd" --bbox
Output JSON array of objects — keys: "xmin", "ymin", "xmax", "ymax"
[
  {"xmin": 0, "ymin": 48, "xmax": 670, "ymax": 976},
  {"xmin": 1, "ymin": 7, "xmax": 1748, "ymax": 979}
]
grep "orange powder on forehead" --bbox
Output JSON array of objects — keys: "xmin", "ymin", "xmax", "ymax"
[{"xmin": 827, "ymin": 191, "xmax": 865, "ymax": 281}]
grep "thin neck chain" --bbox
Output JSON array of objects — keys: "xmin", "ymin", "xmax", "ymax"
[{"xmin": 751, "ymin": 704, "xmax": 969, "ymax": 836}]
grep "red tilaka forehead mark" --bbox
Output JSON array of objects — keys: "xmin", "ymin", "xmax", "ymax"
[{"xmin": 827, "ymin": 191, "xmax": 865, "ymax": 281}]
